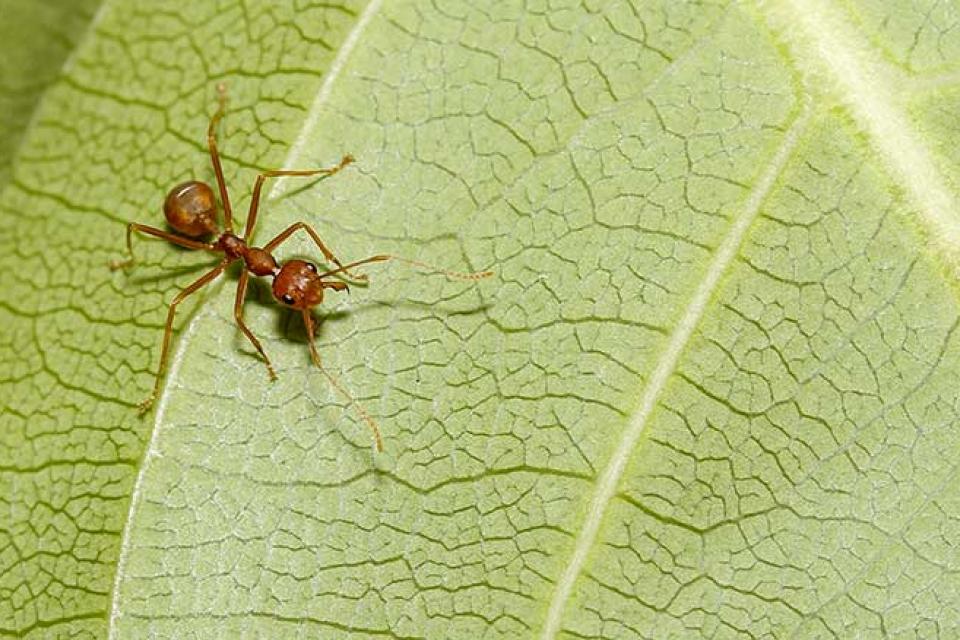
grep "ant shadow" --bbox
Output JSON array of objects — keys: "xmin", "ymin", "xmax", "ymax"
[
  {"xmin": 238, "ymin": 260, "xmax": 493, "ymax": 358},
  {"xmin": 128, "ymin": 258, "xmax": 219, "ymax": 285},
  {"xmin": 275, "ymin": 174, "xmax": 329, "ymax": 201}
]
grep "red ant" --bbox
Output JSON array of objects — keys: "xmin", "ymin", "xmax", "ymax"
[{"xmin": 111, "ymin": 85, "xmax": 492, "ymax": 451}]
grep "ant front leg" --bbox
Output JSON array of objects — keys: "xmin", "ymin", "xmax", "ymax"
[
  {"xmin": 110, "ymin": 223, "xmax": 216, "ymax": 270},
  {"xmin": 139, "ymin": 259, "xmax": 229, "ymax": 413},
  {"xmin": 233, "ymin": 270, "xmax": 277, "ymax": 380},
  {"xmin": 242, "ymin": 155, "xmax": 354, "ymax": 242},
  {"xmin": 299, "ymin": 308, "xmax": 324, "ymax": 369},
  {"xmin": 264, "ymin": 221, "xmax": 369, "ymax": 281}
]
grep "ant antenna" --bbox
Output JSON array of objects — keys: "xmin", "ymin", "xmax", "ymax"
[
  {"xmin": 318, "ymin": 254, "xmax": 493, "ymax": 281},
  {"xmin": 383, "ymin": 256, "xmax": 494, "ymax": 280}
]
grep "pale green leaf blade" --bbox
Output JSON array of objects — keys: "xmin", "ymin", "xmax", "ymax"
[
  {"xmin": 0, "ymin": 1, "xmax": 367, "ymax": 637},
  {"xmin": 2, "ymin": 1, "xmax": 960, "ymax": 639},
  {"xmin": 0, "ymin": 0, "xmax": 102, "ymax": 187}
]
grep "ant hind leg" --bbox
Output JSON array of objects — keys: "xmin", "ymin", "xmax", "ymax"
[{"xmin": 110, "ymin": 223, "xmax": 216, "ymax": 271}]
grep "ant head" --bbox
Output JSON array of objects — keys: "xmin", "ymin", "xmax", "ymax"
[
  {"xmin": 164, "ymin": 181, "xmax": 218, "ymax": 237},
  {"xmin": 272, "ymin": 260, "xmax": 329, "ymax": 310}
]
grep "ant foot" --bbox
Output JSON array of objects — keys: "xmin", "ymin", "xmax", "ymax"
[
  {"xmin": 324, "ymin": 155, "xmax": 354, "ymax": 178},
  {"xmin": 267, "ymin": 365, "xmax": 278, "ymax": 381},
  {"xmin": 109, "ymin": 258, "xmax": 134, "ymax": 271},
  {"xmin": 137, "ymin": 394, "xmax": 156, "ymax": 414}
]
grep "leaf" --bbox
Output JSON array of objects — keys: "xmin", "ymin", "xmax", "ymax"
[
  {"xmin": 2, "ymin": 0, "xmax": 960, "ymax": 638},
  {"xmin": 0, "ymin": 0, "xmax": 102, "ymax": 188}
]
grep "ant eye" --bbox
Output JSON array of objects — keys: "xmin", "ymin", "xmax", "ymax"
[
  {"xmin": 281, "ymin": 294, "xmax": 295, "ymax": 305},
  {"xmin": 306, "ymin": 263, "xmax": 317, "ymax": 273}
]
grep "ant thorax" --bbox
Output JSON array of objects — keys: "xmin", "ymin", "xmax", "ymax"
[{"xmin": 216, "ymin": 232, "xmax": 246, "ymax": 259}]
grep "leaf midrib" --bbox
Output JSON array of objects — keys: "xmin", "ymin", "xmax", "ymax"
[
  {"xmin": 542, "ymin": 0, "xmax": 960, "ymax": 635},
  {"xmin": 774, "ymin": 0, "xmax": 960, "ymax": 272},
  {"xmin": 538, "ymin": 99, "xmax": 812, "ymax": 639}
]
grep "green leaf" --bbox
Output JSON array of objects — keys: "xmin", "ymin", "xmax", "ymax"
[
  {"xmin": 2, "ymin": 1, "xmax": 960, "ymax": 638},
  {"xmin": 0, "ymin": 0, "xmax": 102, "ymax": 188}
]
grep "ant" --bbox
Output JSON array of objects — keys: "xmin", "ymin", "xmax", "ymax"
[{"xmin": 111, "ymin": 85, "xmax": 492, "ymax": 451}]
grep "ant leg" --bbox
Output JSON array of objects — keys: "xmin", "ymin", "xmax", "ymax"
[
  {"xmin": 264, "ymin": 220, "xmax": 368, "ymax": 281},
  {"xmin": 301, "ymin": 309, "xmax": 383, "ymax": 452},
  {"xmin": 243, "ymin": 154, "xmax": 354, "ymax": 242},
  {"xmin": 110, "ymin": 223, "xmax": 217, "ymax": 270},
  {"xmin": 234, "ymin": 270, "xmax": 277, "ymax": 380},
  {"xmin": 139, "ymin": 260, "xmax": 229, "ymax": 413},
  {"xmin": 207, "ymin": 83, "xmax": 234, "ymax": 232}
]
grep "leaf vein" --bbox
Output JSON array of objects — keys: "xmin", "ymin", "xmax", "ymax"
[{"xmin": 538, "ymin": 101, "xmax": 813, "ymax": 639}]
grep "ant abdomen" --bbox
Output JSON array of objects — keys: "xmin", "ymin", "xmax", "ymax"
[{"xmin": 164, "ymin": 180, "xmax": 218, "ymax": 237}]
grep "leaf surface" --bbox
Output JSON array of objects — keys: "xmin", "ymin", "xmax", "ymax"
[
  {"xmin": 0, "ymin": 0, "xmax": 102, "ymax": 187},
  {"xmin": 2, "ymin": 1, "xmax": 960, "ymax": 638}
]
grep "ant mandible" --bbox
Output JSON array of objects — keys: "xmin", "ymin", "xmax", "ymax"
[{"xmin": 111, "ymin": 85, "xmax": 492, "ymax": 451}]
